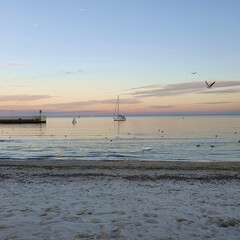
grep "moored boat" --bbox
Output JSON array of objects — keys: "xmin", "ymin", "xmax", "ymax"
[{"xmin": 113, "ymin": 95, "xmax": 126, "ymax": 121}]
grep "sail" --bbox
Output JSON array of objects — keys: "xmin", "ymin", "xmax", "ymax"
[
  {"xmin": 113, "ymin": 95, "xmax": 119, "ymax": 117},
  {"xmin": 113, "ymin": 95, "xmax": 126, "ymax": 121}
]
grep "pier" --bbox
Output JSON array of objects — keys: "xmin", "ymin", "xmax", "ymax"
[{"xmin": 0, "ymin": 116, "xmax": 46, "ymax": 124}]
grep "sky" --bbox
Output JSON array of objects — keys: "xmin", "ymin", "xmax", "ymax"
[{"xmin": 0, "ymin": 0, "xmax": 240, "ymax": 116}]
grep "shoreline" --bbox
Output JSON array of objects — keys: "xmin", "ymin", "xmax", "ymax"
[
  {"xmin": 0, "ymin": 159, "xmax": 240, "ymax": 170},
  {"xmin": 1, "ymin": 160, "xmax": 240, "ymax": 181}
]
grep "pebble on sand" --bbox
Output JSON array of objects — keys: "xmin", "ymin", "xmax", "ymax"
[
  {"xmin": 143, "ymin": 213, "xmax": 158, "ymax": 218},
  {"xmin": 220, "ymin": 221, "xmax": 229, "ymax": 228},
  {"xmin": 91, "ymin": 218, "xmax": 100, "ymax": 223},
  {"xmin": 176, "ymin": 218, "xmax": 187, "ymax": 222},
  {"xmin": 0, "ymin": 225, "xmax": 15, "ymax": 229},
  {"xmin": 76, "ymin": 210, "xmax": 92, "ymax": 215},
  {"xmin": 75, "ymin": 234, "xmax": 94, "ymax": 239},
  {"xmin": 101, "ymin": 232, "xmax": 109, "ymax": 239},
  {"xmin": 217, "ymin": 219, "xmax": 240, "ymax": 228},
  {"xmin": 158, "ymin": 238, "xmax": 173, "ymax": 240},
  {"xmin": 44, "ymin": 207, "xmax": 54, "ymax": 212}
]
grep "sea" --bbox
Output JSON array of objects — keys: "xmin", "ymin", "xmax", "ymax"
[{"xmin": 0, "ymin": 116, "xmax": 239, "ymax": 162}]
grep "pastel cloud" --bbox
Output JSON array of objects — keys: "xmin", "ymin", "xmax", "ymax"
[
  {"xmin": 64, "ymin": 72, "xmax": 74, "ymax": 75},
  {"xmin": 0, "ymin": 97, "xmax": 141, "ymax": 115},
  {"xmin": 2, "ymin": 62, "xmax": 26, "ymax": 67},
  {"xmin": 0, "ymin": 94, "xmax": 53, "ymax": 102},
  {"xmin": 0, "ymin": 109, "xmax": 108, "ymax": 117},
  {"xmin": 63, "ymin": 70, "xmax": 83, "ymax": 74},
  {"xmin": 198, "ymin": 102, "xmax": 230, "ymax": 105},
  {"xmin": 128, "ymin": 81, "xmax": 240, "ymax": 98},
  {"xmin": 129, "ymin": 84, "xmax": 163, "ymax": 91},
  {"xmin": 150, "ymin": 105, "xmax": 174, "ymax": 109},
  {"xmin": 41, "ymin": 98, "xmax": 142, "ymax": 110},
  {"xmin": 11, "ymin": 85, "xmax": 29, "ymax": 88},
  {"xmin": 198, "ymin": 89, "xmax": 240, "ymax": 94}
]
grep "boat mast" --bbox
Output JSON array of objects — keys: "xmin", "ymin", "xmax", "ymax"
[
  {"xmin": 117, "ymin": 95, "xmax": 119, "ymax": 117},
  {"xmin": 113, "ymin": 96, "xmax": 118, "ymax": 117}
]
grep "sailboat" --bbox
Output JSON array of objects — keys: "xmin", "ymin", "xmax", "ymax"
[
  {"xmin": 72, "ymin": 117, "xmax": 77, "ymax": 124},
  {"xmin": 113, "ymin": 95, "xmax": 127, "ymax": 121}
]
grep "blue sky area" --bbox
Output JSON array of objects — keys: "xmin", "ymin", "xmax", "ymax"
[{"xmin": 0, "ymin": 0, "xmax": 240, "ymax": 116}]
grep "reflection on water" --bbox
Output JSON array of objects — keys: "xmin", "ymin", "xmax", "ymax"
[{"xmin": 0, "ymin": 116, "xmax": 239, "ymax": 161}]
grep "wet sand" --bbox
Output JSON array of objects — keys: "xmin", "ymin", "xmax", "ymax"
[{"xmin": 0, "ymin": 161, "xmax": 240, "ymax": 240}]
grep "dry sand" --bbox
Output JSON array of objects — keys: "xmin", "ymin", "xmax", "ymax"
[{"xmin": 0, "ymin": 160, "xmax": 240, "ymax": 240}]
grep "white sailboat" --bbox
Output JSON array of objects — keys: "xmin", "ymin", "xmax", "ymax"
[
  {"xmin": 72, "ymin": 117, "xmax": 77, "ymax": 124},
  {"xmin": 113, "ymin": 95, "xmax": 126, "ymax": 121}
]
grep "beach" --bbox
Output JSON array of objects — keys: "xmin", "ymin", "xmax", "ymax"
[
  {"xmin": 2, "ymin": 0, "xmax": 240, "ymax": 238},
  {"xmin": 0, "ymin": 161, "xmax": 240, "ymax": 240}
]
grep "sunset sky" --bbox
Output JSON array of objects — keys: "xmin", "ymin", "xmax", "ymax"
[{"xmin": 0, "ymin": 0, "xmax": 240, "ymax": 116}]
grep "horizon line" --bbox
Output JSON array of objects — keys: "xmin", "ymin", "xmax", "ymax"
[{"xmin": 1, "ymin": 113, "xmax": 239, "ymax": 118}]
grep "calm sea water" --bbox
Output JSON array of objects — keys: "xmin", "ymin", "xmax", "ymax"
[{"xmin": 0, "ymin": 116, "xmax": 239, "ymax": 162}]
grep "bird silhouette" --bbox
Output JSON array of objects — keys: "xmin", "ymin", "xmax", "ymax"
[
  {"xmin": 205, "ymin": 81, "xmax": 216, "ymax": 89},
  {"xmin": 191, "ymin": 72, "xmax": 197, "ymax": 75}
]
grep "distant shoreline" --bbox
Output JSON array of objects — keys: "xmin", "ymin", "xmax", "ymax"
[
  {"xmin": 27, "ymin": 114, "xmax": 240, "ymax": 118},
  {"xmin": 2, "ymin": 114, "xmax": 239, "ymax": 118}
]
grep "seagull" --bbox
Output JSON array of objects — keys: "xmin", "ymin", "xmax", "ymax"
[
  {"xmin": 205, "ymin": 81, "xmax": 216, "ymax": 89},
  {"xmin": 191, "ymin": 72, "xmax": 197, "ymax": 75},
  {"xmin": 141, "ymin": 143, "xmax": 152, "ymax": 151}
]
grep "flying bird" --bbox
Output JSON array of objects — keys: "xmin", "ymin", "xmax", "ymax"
[
  {"xmin": 205, "ymin": 81, "xmax": 216, "ymax": 89},
  {"xmin": 191, "ymin": 72, "xmax": 197, "ymax": 75}
]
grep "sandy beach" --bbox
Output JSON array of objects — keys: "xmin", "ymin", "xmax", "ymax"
[{"xmin": 0, "ymin": 160, "xmax": 240, "ymax": 240}]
